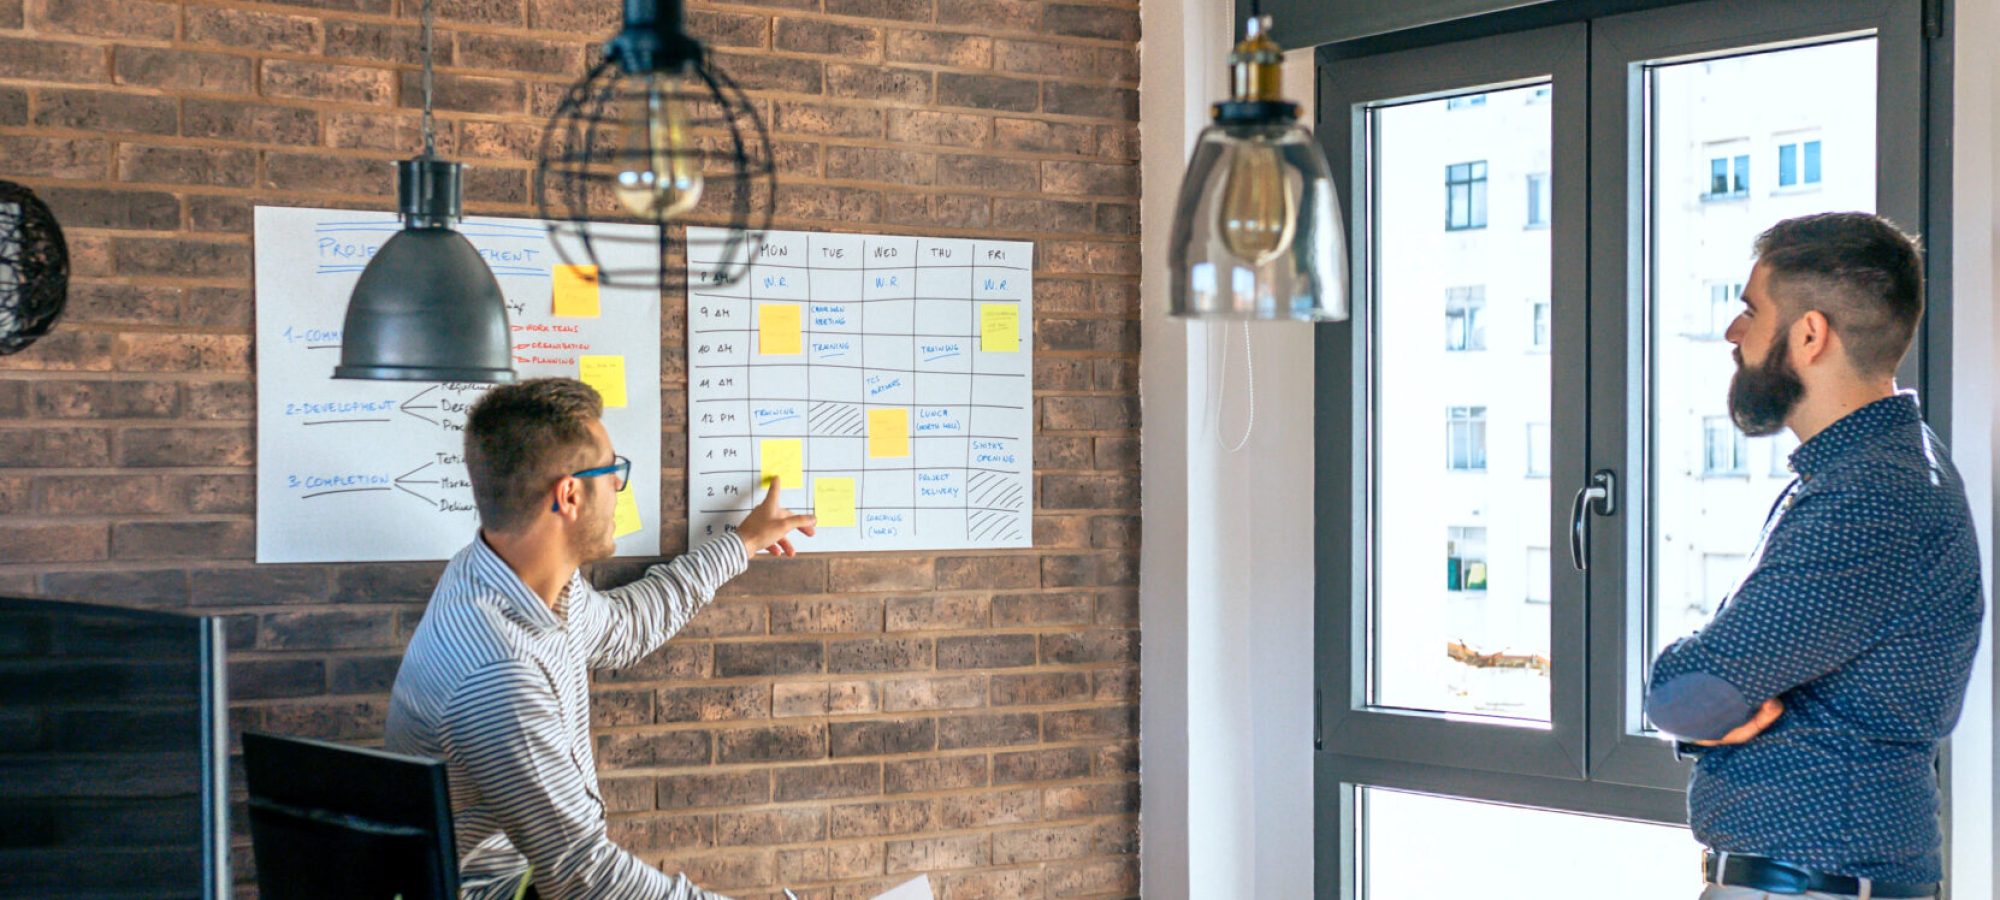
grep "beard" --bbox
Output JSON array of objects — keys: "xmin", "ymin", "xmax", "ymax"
[
  {"xmin": 567, "ymin": 493, "xmax": 618, "ymax": 563},
  {"xmin": 1727, "ymin": 333, "xmax": 1806, "ymax": 438}
]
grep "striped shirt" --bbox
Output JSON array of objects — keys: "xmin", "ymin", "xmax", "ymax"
[{"xmin": 386, "ymin": 532, "xmax": 748, "ymax": 900}]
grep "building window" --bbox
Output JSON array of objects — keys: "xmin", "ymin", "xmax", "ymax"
[
  {"xmin": 1526, "ymin": 173, "xmax": 1551, "ymax": 227},
  {"xmin": 1526, "ymin": 422, "xmax": 1551, "ymax": 477},
  {"xmin": 1446, "ymin": 406, "xmax": 1488, "ymax": 471},
  {"xmin": 1529, "ymin": 299, "xmax": 1551, "ymax": 351},
  {"xmin": 1697, "ymin": 282, "xmax": 1743, "ymax": 338},
  {"xmin": 1706, "ymin": 153, "xmax": 1750, "ymax": 198},
  {"xmin": 1778, "ymin": 139, "xmax": 1823, "ymax": 187},
  {"xmin": 1448, "ymin": 526, "xmax": 1489, "ymax": 592},
  {"xmin": 1529, "ymin": 85, "xmax": 1552, "ymax": 103},
  {"xmin": 1447, "ymin": 93, "xmax": 1487, "ymax": 109},
  {"xmin": 1766, "ymin": 431, "xmax": 1801, "ymax": 477},
  {"xmin": 1525, "ymin": 547, "xmax": 1552, "ymax": 604},
  {"xmin": 1702, "ymin": 416, "xmax": 1748, "ymax": 476},
  {"xmin": 1445, "ymin": 286, "xmax": 1487, "ymax": 351},
  {"xmin": 1446, "ymin": 161, "xmax": 1489, "ymax": 230}
]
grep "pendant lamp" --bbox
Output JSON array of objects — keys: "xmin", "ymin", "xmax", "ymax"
[
  {"xmin": 1168, "ymin": 11, "xmax": 1348, "ymax": 321},
  {"xmin": 534, "ymin": 0, "xmax": 776, "ymax": 289},
  {"xmin": 333, "ymin": 0, "xmax": 516, "ymax": 382}
]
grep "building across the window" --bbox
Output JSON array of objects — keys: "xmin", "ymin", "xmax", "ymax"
[
  {"xmin": 1778, "ymin": 138, "xmax": 1823, "ymax": 187},
  {"xmin": 1696, "ymin": 282, "xmax": 1744, "ymax": 338},
  {"xmin": 1446, "ymin": 405, "xmax": 1488, "ymax": 471},
  {"xmin": 1446, "ymin": 161, "xmax": 1489, "ymax": 230},
  {"xmin": 1701, "ymin": 415, "xmax": 1749, "ymax": 476},
  {"xmin": 1445, "ymin": 286, "xmax": 1487, "ymax": 351},
  {"xmin": 1448, "ymin": 526, "xmax": 1489, "ymax": 592},
  {"xmin": 1528, "ymin": 299, "xmax": 1551, "ymax": 351},
  {"xmin": 1447, "ymin": 93, "xmax": 1487, "ymax": 109},
  {"xmin": 1526, "ymin": 422, "xmax": 1551, "ymax": 477},
  {"xmin": 1706, "ymin": 151, "xmax": 1750, "ymax": 198},
  {"xmin": 1526, "ymin": 172, "xmax": 1550, "ymax": 227},
  {"xmin": 1524, "ymin": 547, "xmax": 1552, "ymax": 604}
]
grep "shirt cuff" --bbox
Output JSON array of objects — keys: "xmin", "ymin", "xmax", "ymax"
[{"xmin": 700, "ymin": 532, "xmax": 752, "ymax": 578}]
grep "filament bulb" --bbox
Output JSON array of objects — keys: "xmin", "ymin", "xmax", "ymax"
[
  {"xmin": 612, "ymin": 73, "xmax": 704, "ymax": 220},
  {"xmin": 1216, "ymin": 141, "xmax": 1296, "ymax": 264}
]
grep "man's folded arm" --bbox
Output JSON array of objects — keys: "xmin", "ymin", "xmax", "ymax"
[
  {"xmin": 445, "ymin": 660, "xmax": 730, "ymax": 900},
  {"xmin": 1645, "ymin": 487, "xmax": 1919, "ymax": 739},
  {"xmin": 585, "ymin": 535, "xmax": 749, "ymax": 670}
]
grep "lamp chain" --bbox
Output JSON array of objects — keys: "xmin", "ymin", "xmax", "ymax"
[{"xmin": 420, "ymin": 0, "xmax": 436, "ymax": 158}]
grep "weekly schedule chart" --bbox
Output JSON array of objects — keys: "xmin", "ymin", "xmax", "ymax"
[{"xmin": 686, "ymin": 227, "xmax": 1034, "ymax": 553}]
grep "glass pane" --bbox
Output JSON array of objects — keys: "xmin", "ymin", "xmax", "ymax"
[
  {"xmin": 1362, "ymin": 788, "xmax": 1702, "ymax": 898},
  {"xmin": 1646, "ymin": 39, "xmax": 1876, "ymax": 664},
  {"xmin": 1371, "ymin": 83, "xmax": 1554, "ymax": 721}
]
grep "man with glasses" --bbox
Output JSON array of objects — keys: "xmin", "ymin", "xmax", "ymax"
[
  {"xmin": 387, "ymin": 377, "xmax": 815, "ymax": 900},
  {"xmin": 1645, "ymin": 214, "xmax": 1982, "ymax": 900}
]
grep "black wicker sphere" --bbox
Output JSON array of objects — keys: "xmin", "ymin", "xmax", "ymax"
[
  {"xmin": 0, "ymin": 181, "xmax": 69, "ymax": 356},
  {"xmin": 534, "ymin": 52, "xmax": 776, "ymax": 290}
]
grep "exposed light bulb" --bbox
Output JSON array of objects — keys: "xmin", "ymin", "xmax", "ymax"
[
  {"xmin": 612, "ymin": 72, "xmax": 704, "ymax": 219},
  {"xmin": 1216, "ymin": 140, "xmax": 1296, "ymax": 264}
]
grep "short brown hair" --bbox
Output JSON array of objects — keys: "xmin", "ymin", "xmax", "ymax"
[
  {"xmin": 1753, "ymin": 212, "xmax": 1924, "ymax": 378},
  {"xmin": 464, "ymin": 377, "xmax": 603, "ymax": 533}
]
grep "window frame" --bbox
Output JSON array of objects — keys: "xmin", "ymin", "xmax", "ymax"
[
  {"xmin": 1313, "ymin": 2, "xmax": 1936, "ymax": 894},
  {"xmin": 1445, "ymin": 160, "xmax": 1491, "ymax": 230}
]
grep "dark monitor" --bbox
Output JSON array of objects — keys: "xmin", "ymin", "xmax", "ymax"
[
  {"xmin": 241, "ymin": 731, "xmax": 458, "ymax": 900},
  {"xmin": 0, "ymin": 596, "xmax": 228, "ymax": 900}
]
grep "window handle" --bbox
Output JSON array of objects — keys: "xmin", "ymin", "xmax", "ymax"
[{"xmin": 1569, "ymin": 469, "xmax": 1617, "ymax": 571}]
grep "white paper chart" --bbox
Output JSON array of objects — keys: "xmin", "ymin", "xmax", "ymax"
[
  {"xmin": 686, "ymin": 227, "xmax": 1033, "ymax": 552},
  {"xmin": 254, "ymin": 206, "xmax": 662, "ymax": 563}
]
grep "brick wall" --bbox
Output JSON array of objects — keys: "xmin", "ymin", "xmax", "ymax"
[{"xmin": 0, "ymin": 0, "xmax": 1142, "ymax": 895}]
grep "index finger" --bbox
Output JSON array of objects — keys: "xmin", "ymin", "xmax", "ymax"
[{"xmin": 760, "ymin": 475, "xmax": 784, "ymax": 506}]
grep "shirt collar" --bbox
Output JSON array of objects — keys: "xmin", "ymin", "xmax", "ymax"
[
  {"xmin": 467, "ymin": 531, "xmax": 564, "ymax": 633},
  {"xmin": 1787, "ymin": 391, "xmax": 1922, "ymax": 477}
]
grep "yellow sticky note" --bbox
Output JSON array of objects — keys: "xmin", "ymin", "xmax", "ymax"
[
  {"xmin": 813, "ymin": 477, "xmax": 856, "ymax": 527},
  {"xmin": 759, "ymin": 304, "xmax": 802, "ymax": 355},
  {"xmin": 578, "ymin": 355, "xmax": 627, "ymax": 408},
  {"xmin": 981, "ymin": 304, "xmax": 1020, "ymax": 352},
  {"xmin": 612, "ymin": 489, "xmax": 642, "ymax": 538},
  {"xmin": 867, "ymin": 408, "xmax": 909, "ymax": 458},
  {"xmin": 761, "ymin": 438, "xmax": 803, "ymax": 489},
  {"xmin": 552, "ymin": 264, "xmax": 600, "ymax": 317}
]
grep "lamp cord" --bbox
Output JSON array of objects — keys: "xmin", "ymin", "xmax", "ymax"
[
  {"xmin": 1208, "ymin": 321, "xmax": 1256, "ymax": 454},
  {"xmin": 420, "ymin": 0, "xmax": 436, "ymax": 158}
]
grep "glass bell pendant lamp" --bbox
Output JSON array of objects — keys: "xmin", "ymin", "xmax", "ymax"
[{"xmin": 1168, "ymin": 13, "xmax": 1348, "ymax": 321}]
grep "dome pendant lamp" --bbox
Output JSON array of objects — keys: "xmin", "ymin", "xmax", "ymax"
[
  {"xmin": 333, "ymin": 0, "xmax": 516, "ymax": 383},
  {"xmin": 1168, "ymin": 10, "xmax": 1348, "ymax": 321}
]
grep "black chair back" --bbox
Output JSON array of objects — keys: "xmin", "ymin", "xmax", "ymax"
[{"xmin": 242, "ymin": 731, "xmax": 458, "ymax": 900}]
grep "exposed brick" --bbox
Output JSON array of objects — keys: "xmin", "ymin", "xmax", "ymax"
[
  {"xmin": 262, "ymin": 60, "xmax": 397, "ymax": 105},
  {"xmin": 772, "ymin": 679, "xmax": 878, "ymax": 718},
  {"xmin": 113, "ymin": 520, "xmax": 253, "ymax": 560},
  {"xmin": 116, "ymin": 334, "xmax": 251, "ymax": 373},
  {"xmin": 117, "ymin": 146, "xmax": 258, "ymax": 188},
  {"xmin": 716, "ymin": 723, "xmax": 825, "ymax": 763},
  {"xmin": 657, "ymin": 770, "xmax": 770, "ymax": 810},
  {"xmin": 828, "ymin": 636, "xmax": 932, "ymax": 673},
  {"xmin": 827, "ymin": 0, "xmax": 932, "ymax": 21},
  {"xmin": 936, "ymin": 0, "xmax": 1038, "ymax": 32},
  {"xmin": 994, "ymin": 116, "xmax": 1094, "ymax": 155},
  {"xmin": 1, "ymin": 522, "xmax": 109, "ymax": 562},
  {"xmin": 181, "ymin": 100, "xmax": 321, "ymax": 145},
  {"xmin": 718, "ymin": 557, "xmax": 826, "ymax": 595},
  {"xmin": 0, "ymin": 426, "xmax": 111, "ymax": 467},
  {"xmin": 39, "ymin": 568, "xmax": 187, "ymax": 607},
  {"xmin": 186, "ymin": 6, "xmax": 321, "ymax": 53},
  {"xmin": 773, "ymin": 760, "xmax": 881, "ymax": 801},
  {"xmin": 113, "ymin": 46, "xmax": 251, "ymax": 93},
  {"xmin": 887, "ymin": 833, "xmax": 990, "ymax": 873},
  {"xmin": 33, "ymin": 89, "xmax": 176, "ymax": 135},
  {"xmin": 111, "ymin": 237, "xmax": 251, "ymax": 279},
  {"xmin": 1048, "ymin": 857, "xmax": 1140, "ymax": 895},
  {"xmin": 884, "ymin": 595, "xmax": 987, "ymax": 631},
  {"xmin": 886, "ymin": 108, "xmax": 990, "ymax": 148},
  {"xmin": 880, "ymin": 673, "xmax": 984, "ymax": 711},
  {"xmin": 29, "ymin": 379, "xmax": 176, "ymax": 419},
  {"xmin": 0, "ymin": 87, "xmax": 23, "ymax": 125},
  {"xmin": 827, "ymin": 145, "xmax": 937, "ymax": 184},
  {"xmin": 686, "ymin": 10, "xmax": 769, "ymax": 49},
  {"xmin": 116, "ymin": 426, "xmax": 253, "ymax": 467},
  {"xmin": 710, "ymin": 51, "xmax": 823, "ymax": 94},
  {"xmin": 398, "ymin": 70, "xmax": 525, "ymax": 115},
  {"xmin": 936, "ymin": 633, "xmax": 1037, "ymax": 669},
  {"xmin": 769, "ymin": 597, "xmax": 882, "ymax": 634},
  {"xmin": 230, "ymin": 658, "xmax": 326, "ymax": 700},
  {"xmin": 826, "ymin": 63, "xmax": 933, "ymax": 103},
  {"xmin": 775, "ymin": 18, "xmax": 882, "ymax": 59},
  {"xmin": 934, "ymin": 788, "xmax": 1041, "ymax": 828},
  {"xmin": 995, "ymin": 39, "xmax": 1138, "ymax": 82},
  {"xmin": 993, "ymin": 197, "xmax": 1093, "ymax": 234},
  {"xmin": 329, "ymin": 655, "xmax": 402, "ymax": 694},
  {"xmin": 935, "ymin": 555, "xmax": 1039, "ymax": 590},
  {"xmin": 605, "ymin": 813, "xmax": 712, "ymax": 852},
  {"xmin": 936, "ymin": 153, "xmax": 1038, "ymax": 192},
  {"xmin": 714, "ymin": 640, "xmax": 823, "ymax": 677},
  {"xmin": 324, "ymin": 20, "xmax": 427, "ymax": 65},
  {"xmin": 258, "ymin": 610, "xmax": 394, "ymax": 650},
  {"xmin": 455, "ymin": 31, "xmax": 584, "ymax": 75},
  {"xmin": 32, "ymin": 0, "xmax": 177, "ymax": 39},
  {"xmin": 1044, "ymin": 780, "xmax": 1139, "ymax": 817},
  {"xmin": 591, "ymin": 688, "xmax": 652, "ymax": 727},
  {"xmin": 1043, "ymin": 159, "xmax": 1140, "ymax": 196},
  {"xmin": 992, "ymin": 819, "xmax": 1135, "ymax": 864},
  {"xmin": 1043, "ymin": 705, "xmax": 1136, "ymax": 741},
  {"xmin": 992, "ymin": 746, "xmax": 1092, "ymax": 785},
  {"xmin": 937, "ymin": 72, "xmax": 1039, "ymax": 113},
  {"xmin": 829, "ymin": 798, "xmax": 932, "ymax": 838},
  {"xmin": 990, "ymin": 671, "xmax": 1090, "ymax": 706},
  {"xmin": 656, "ymin": 684, "xmax": 769, "ymax": 722},
  {"xmin": 598, "ymin": 729, "xmax": 713, "ymax": 767},
  {"xmin": 1042, "ymin": 628, "xmax": 1136, "ymax": 665},
  {"xmin": 829, "ymin": 716, "xmax": 935, "ymax": 756},
  {"xmin": 0, "ymin": 35, "xmax": 108, "ymax": 82},
  {"xmin": 715, "ymin": 807, "xmax": 825, "ymax": 846},
  {"xmin": 886, "ymin": 29, "xmax": 992, "ymax": 67},
  {"xmin": 1041, "ymin": 3, "xmax": 1141, "ymax": 41}
]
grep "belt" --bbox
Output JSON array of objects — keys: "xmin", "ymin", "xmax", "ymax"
[{"xmin": 1704, "ymin": 851, "xmax": 1937, "ymax": 898}]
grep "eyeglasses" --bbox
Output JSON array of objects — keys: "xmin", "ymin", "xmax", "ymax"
[{"xmin": 571, "ymin": 455, "xmax": 631, "ymax": 492}]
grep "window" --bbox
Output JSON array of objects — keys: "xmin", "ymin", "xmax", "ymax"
[
  {"xmin": 1446, "ymin": 161, "xmax": 1489, "ymax": 230},
  {"xmin": 1695, "ymin": 282, "xmax": 1743, "ymax": 338},
  {"xmin": 1526, "ymin": 173, "xmax": 1551, "ymax": 227},
  {"xmin": 1706, "ymin": 151, "xmax": 1750, "ymax": 197},
  {"xmin": 1447, "ymin": 93, "xmax": 1487, "ymax": 109},
  {"xmin": 1447, "ymin": 526, "xmax": 1488, "ymax": 592},
  {"xmin": 1524, "ymin": 548, "xmax": 1552, "ymax": 604},
  {"xmin": 1779, "ymin": 138, "xmax": 1824, "ymax": 187},
  {"xmin": 1529, "ymin": 299, "xmax": 1551, "ymax": 350},
  {"xmin": 1446, "ymin": 406, "xmax": 1488, "ymax": 471},
  {"xmin": 1701, "ymin": 416, "xmax": 1748, "ymax": 476},
  {"xmin": 1525, "ymin": 422, "xmax": 1551, "ymax": 477},
  {"xmin": 1444, "ymin": 286, "xmax": 1487, "ymax": 351}
]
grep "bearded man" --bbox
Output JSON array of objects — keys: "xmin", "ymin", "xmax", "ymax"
[
  {"xmin": 1644, "ymin": 213, "xmax": 1982, "ymax": 900},
  {"xmin": 386, "ymin": 377, "xmax": 815, "ymax": 900}
]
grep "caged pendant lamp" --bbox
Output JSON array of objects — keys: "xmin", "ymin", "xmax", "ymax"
[
  {"xmin": 333, "ymin": 0, "xmax": 515, "ymax": 383},
  {"xmin": 1168, "ymin": 9, "xmax": 1348, "ymax": 321},
  {"xmin": 534, "ymin": 0, "xmax": 777, "ymax": 289}
]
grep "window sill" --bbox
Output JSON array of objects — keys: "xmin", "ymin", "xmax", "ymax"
[
  {"xmin": 1699, "ymin": 471, "xmax": 1751, "ymax": 480},
  {"xmin": 1700, "ymin": 192, "xmax": 1750, "ymax": 203},
  {"xmin": 1771, "ymin": 183, "xmax": 1824, "ymax": 195}
]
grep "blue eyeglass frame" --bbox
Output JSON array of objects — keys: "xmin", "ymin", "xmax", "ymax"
[{"xmin": 551, "ymin": 455, "xmax": 631, "ymax": 512}]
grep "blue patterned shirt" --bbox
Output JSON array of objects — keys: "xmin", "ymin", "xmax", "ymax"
[{"xmin": 1645, "ymin": 393, "xmax": 1983, "ymax": 884}]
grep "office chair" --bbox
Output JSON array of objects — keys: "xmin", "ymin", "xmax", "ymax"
[{"xmin": 242, "ymin": 731, "xmax": 458, "ymax": 900}]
